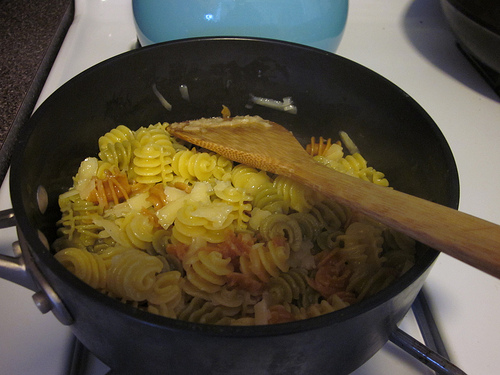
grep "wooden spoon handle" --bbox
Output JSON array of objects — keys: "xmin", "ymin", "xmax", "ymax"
[{"xmin": 292, "ymin": 158, "xmax": 500, "ymax": 279}]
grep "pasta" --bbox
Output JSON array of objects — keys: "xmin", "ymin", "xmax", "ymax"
[
  {"xmin": 106, "ymin": 248, "xmax": 164, "ymax": 301},
  {"xmin": 184, "ymin": 249, "xmax": 234, "ymax": 293},
  {"xmin": 54, "ymin": 247, "xmax": 106, "ymax": 289},
  {"xmin": 239, "ymin": 239, "xmax": 290, "ymax": 283},
  {"xmin": 53, "ymin": 115, "xmax": 415, "ymax": 325},
  {"xmin": 273, "ymin": 175, "xmax": 323, "ymax": 212}
]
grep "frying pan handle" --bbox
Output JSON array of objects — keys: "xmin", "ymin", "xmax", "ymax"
[
  {"xmin": 0, "ymin": 209, "xmax": 74, "ymax": 325},
  {"xmin": 390, "ymin": 328, "xmax": 467, "ymax": 375},
  {"xmin": 0, "ymin": 209, "xmax": 37, "ymax": 290}
]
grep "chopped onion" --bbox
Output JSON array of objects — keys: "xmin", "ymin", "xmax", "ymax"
[
  {"xmin": 246, "ymin": 94, "xmax": 297, "ymax": 114},
  {"xmin": 152, "ymin": 83, "xmax": 172, "ymax": 111}
]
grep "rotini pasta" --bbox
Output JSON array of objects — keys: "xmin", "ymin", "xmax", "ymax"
[
  {"xmin": 54, "ymin": 247, "xmax": 107, "ymax": 289},
  {"xmin": 106, "ymin": 248, "xmax": 163, "ymax": 302},
  {"xmin": 171, "ymin": 201, "xmax": 237, "ymax": 244},
  {"xmin": 257, "ymin": 213, "xmax": 302, "ymax": 251},
  {"xmin": 273, "ymin": 175, "xmax": 323, "ymax": 212},
  {"xmin": 184, "ymin": 249, "xmax": 234, "ymax": 293},
  {"xmin": 230, "ymin": 164, "xmax": 272, "ymax": 196},
  {"xmin": 267, "ymin": 268, "xmax": 319, "ymax": 308},
  {"xmin": 98, "ymin": 124, "xmax": 135, "ymax": 150},
  {"xmin": 172, "ymin": 148, "xmax": 218, "ymax": 182},
  {"xmin": 177, "ymin": 297, "xmax": 238, "ymax": 324},
  {"xmin": 147, "ymin": 270, "xmax": 184, "ymax": 306},
  {"xmin": 132, "ymin": 143, "xmax": 174, "ymax": 185},
  {"xmin": 213, "ymin": 181, "xmax": 252, "ymax": 230},
  {"xmin": 98, "ymin": 141, "xmax": 134, "ymax": 172},
  {"xmin": 309, "ymin": 134, "xmax": 389, "ymax": 187},
  {"xmin": 253, "ymin": 182, "xmax": 289, "ymax": 214},
  {"xmin": 53, "ymin": 190, "xmax": 103, "ymax": 251},
  {"xmin": 53, "ymin": 116, "xmax": 416, "ymax": 325},
  {"xmin": 239, "ymin": 239, "xmax": 290, "ymax": 283}
]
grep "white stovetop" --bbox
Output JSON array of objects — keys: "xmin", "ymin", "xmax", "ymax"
[{"xmin": 1, "ymin": 1, "xmax": 499, "ymax": 374}]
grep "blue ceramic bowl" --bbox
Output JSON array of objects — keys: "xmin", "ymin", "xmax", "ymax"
[{"xmin": 132, "ymin": 0, "xmax": 349, "ymax": 52}]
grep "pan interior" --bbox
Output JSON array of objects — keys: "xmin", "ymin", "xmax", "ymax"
[{"xmin": 10, "ymin": 37, "xmax": 459, "ymax": 330}]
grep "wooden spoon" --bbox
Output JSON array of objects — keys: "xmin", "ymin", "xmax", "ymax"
[{"xmin": 168, "ymin": 116, "xmax": 500, "ymax": 279}]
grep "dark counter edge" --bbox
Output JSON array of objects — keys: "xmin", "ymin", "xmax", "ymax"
[{"xmin": 0, "ymin": 0, "xmax": 75, "ymax": 186}]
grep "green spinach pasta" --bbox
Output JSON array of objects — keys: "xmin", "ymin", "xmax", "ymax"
[{"xmin": 53, "ymin": 116, "xmax": 415, "ymax": 325}]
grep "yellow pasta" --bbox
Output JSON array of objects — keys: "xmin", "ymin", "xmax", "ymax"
[
  {"xmin": 135, "ymin": 123, "xmax": 174, "ymax": 149},
  {"xmin": 172, "ymin": 201, "xmax": 236, "ymax": 244},
  {"xmin": 53, "ymin": 118, "xmax": 416, "ymax": 325},
  {"xmin": 98, "ymin": 124, "xmax": 135, "ymax": 150},
  {"xmin": 121, "ymin": 211, "xmax": 156, "ymax": 250},
  {"xmin": 230, "ymin": 164, "xmax": 272, "ymax": 196},
  {"xmin": 171, "ymin": 148, "xmax": 220, "ymax": 182},
  {"xmin": 133, "ymin": 144, "xmax": 174, "ymax": 184},
  {"xmin": 213, "ymin": 181, "xmax": 252, "ymax": 230},
  {"xmin": 273, "ymin": 175, "xmax": 323, "ymax": 212},
  {"xmin": 314, "ymin": 153, "xmax": 389, "ymax": 187},
  {"xmin": 147, "ymin": 270, "xmax": 184, "ymax": 306},
  {"xmin": 184, "ymin": 250, "xmax": 234, "ymax": 294},
  {"xmin": 54, "ymin": 247, "xmax": 106, "ymax": 289},
  {"xmin": 212, "ymin": 154, "xmax": 233, "ymax": 181},
  {"xmin": 252, "ymin": 182, "xmax": 289, "ymax": 214},
  {"xmin": 53, "ymin": 190, "xmax": 103, "ymax": 250},
  {"xmin": 106, "ymin": 248, "xmax": 163, "ymax": 301}
]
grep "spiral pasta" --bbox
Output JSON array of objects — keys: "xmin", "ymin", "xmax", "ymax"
[
  {"xmin": 307, "ymin": 134, "xmax": 389, "ymax": 187},
  {"xmin": 132, "ymin": 124, "xmax": 177, "ymax": 185},
  {"xmin": 132, "ymin": 144, "xmax": 174, "ymax": 185},
  {"xmin": 212, "ymin": 155, "xmax": 233, "ymax": 181},
  {"xmin": 213, "ymin": 180, "xmax": 252, "ymax": 230},
  {"xmin": 287, "ymin": 212, "xmax": 321, "ymax": 243},
  {"xmin": 120, "ymin": 211, "xmax": 156, "ymax": 250},
  {"xmin": 314, "ymin": 153, "xmax": 389, "ymax": 187},
  {"xmin": 98, "ymin": 141, "xmax": 134, "ymax": 172},
  {"xmin": 239, "ymin": 239, "xmax": 290, "ymax": 283},
  {"xmin": 54, "ymin": 190, "xmax": 103, "ymax": 250},
  {"xmin": 98, "ymin": 125, "xmax": 135, "ymax": 150},
  {"xmin": 97, "ymin": 245, "xmax": 130, "ymax": 268},
  {"xmin": 310, "ymin": 199, "xmax": 350, "ymax": 232},
  {"xmin": 106, "ymin": 248, "xmax": 163, "ymax": 301},
  {"xmin": 177, "ymin": 297, "xmax": 238, "ymax": 324},
  {"xmin": 93, "ymin": 210, "xmax": 156, "ymax": 252},
  {"xmin": 184, "ymin": 249, "xmax": 234, "ymax": 293},
  {"xmin": 54, "ymin": 247, "xmax": 106, "ymax": 289},
  {"xmin": 230, "ymin": 164, "xmax": 272, "ymax": 196},
  {"xmin": 53, "ymin": 117, "xmax": 416, "ymax": 325},
  {"xmin": 267, "ymin": 268, "xmax": 319, "ymax": 308},
  {"xmin": 172, "ymin": 148, "xmax": 219, "ymax": 182},
  {"xmin": 273, "ymin": 175, "xmax": 323, "ymax": 212},
  {"xmin": 171, "ymin": 201, "xmax": 237, "ymax": 244},
  {"xmin": 257, "ymin": 213, "xmax": 303, "ymax": 251},
  {"xmin": 253, "ymin": 182, "xmax": 289, "ymax": 214},
  {"xmin": 135, "ymin": 123, "xmax": 174, "ymax": 149},
  {"xmin": 147, "ymin": 270, "xmax": 184, "ymax": 305}
]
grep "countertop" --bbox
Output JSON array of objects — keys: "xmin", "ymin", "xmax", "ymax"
[{"xmin": 0, "ymin": 0, "xmax": 73, "ymax": 180}]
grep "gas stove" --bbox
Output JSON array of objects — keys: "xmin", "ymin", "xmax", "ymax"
[{"xmin": 1, "ymin": 1, "xmax": 499, "ymax": 374}]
